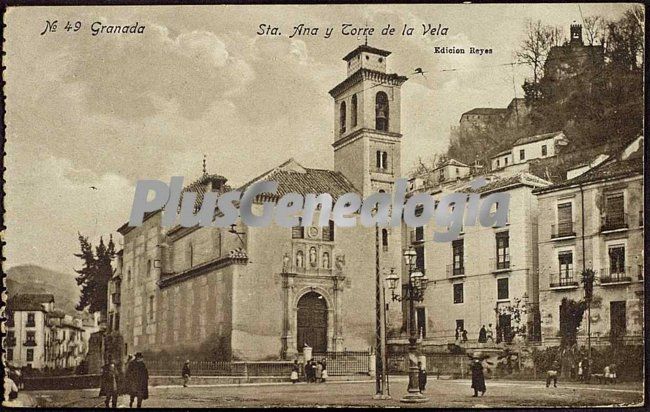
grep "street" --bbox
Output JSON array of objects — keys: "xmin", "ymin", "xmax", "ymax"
[{"xmin": 24, "ymin": 377, "xmax": 644, "ymax": 408}]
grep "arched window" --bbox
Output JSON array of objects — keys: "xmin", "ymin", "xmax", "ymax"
[
  {"xmin": 382, "ymin": 229, "xmax": 389, "ymax": 251},
  {"xmin": 127, "ymin": 269, "xmax": 131, "ymax": 283},
  {"xmin": 339, "ymin": 101, "xmax": 347, "ymax": 134},
  {"xmin": 375, "ymin": 92, "xmax": 389, "ymax": 131},
  {"xmin": 351, "ymin": 94, "xmax": 358, "ymax": 127}
]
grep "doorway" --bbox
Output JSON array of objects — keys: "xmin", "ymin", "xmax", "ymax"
[{"xmin": 297, "ymin": 292, "xmax": 328, "ymax": 352}]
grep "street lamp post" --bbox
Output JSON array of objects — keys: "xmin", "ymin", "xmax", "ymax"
[{"xmin": 386, "ymin": 247, "xmax": 429, "ymax": 403}]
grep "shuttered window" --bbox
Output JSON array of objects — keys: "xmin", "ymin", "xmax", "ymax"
[
  {"xmin": 557, "ymin": 202, "xmax": 573, "ymax": 236},
  {"xmin": 604, "ymin": 193, "xmax": 624, "ymax": 227}
]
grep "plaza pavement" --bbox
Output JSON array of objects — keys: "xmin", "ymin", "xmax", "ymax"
[{"xmin": 23, "ymin": 376, "xmax": 644, "ymax": 408}]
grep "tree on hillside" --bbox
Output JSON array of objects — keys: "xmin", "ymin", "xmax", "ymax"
[
  {"xmin": 516, "ymin": 20, "xmax": 564, "ymax": 99},
  {"xmin": 74, "ymin": 234, "xmax": 116, "ymax": 317},
  {"xmin": 604, "ymin": 6, "xmax": 644, "ymax": 71},
  {"xmin": 583, "ymin": 15, "xmax": 606, "ymax": 46}
]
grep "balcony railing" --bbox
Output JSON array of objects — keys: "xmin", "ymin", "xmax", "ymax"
[
  {"xmin": 446, "ymin": 264, "xmax": 465, "ymax": 278},
  {"xmin": 4, "ymin": 337, "xmax": 16, "ymax": 347},
  {"xmin": 600, "ymin": 267, "xmax": 632, "ymax": 284},
  {"xmin": 26, "ymin": 321, "xmax": 36, "ymax": 328},
  {"xmin": 550, "ymin": 270, "xmax": 579, "ymax": 288},
  {"xmin": 601, "ymin": 212, "xmax": 628, "ymax": 232},
  {"xmin": 24, "ymin": 340, "xmax": 37, "ymax": 347},
  {"xmin": 551, "ymin": 221, "xmax": 576, "ymax": 239},
  {"xmin": 410, "ymin": 230, "xmax": 424, "ymax": 244},
  {"xmin": 490, "ymin": 256, "xmax": 511, "ymax": 272}
]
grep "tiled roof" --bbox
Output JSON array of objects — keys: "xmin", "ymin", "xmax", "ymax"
[
  {"xmin": 342, "ymin": 45, "xmax": 391, "ymax": 61},
  {"xmin": 533, "ymin": 154, "xmax": 642, "ymax": 194},
  {"xmin": 7, "ymin": 294, "xmax": 54, "ymax": 312},
  {"xmin": 434, "ymin": 159, "xmax": 469, "ymax": 170},
  {"xmin": 513, "ymin": 131, "xmax": 565, "ymax": 146},
  {"xmin": 238, "ymin": 158, "xmax": 360, "ymax": 201},
  {"xmin": 465, "ymin": 172, "xmax": 551, "ymax": 194},
  {"xmin": 462, "ymin": 108, "xmax": 508, "ymax": 116},
  {"xmin": 179, "ymin": 173, "xmax": 232, "ymax": 211}
]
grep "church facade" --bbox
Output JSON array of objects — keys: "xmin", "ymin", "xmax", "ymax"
[{"xmin": 115, "ymin": 45, "xmax": 408, "ymax": 360}]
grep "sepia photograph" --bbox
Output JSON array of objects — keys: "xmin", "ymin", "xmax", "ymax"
[{"xmin": 2, "ymin": 2, "xmax": 646, "ymax": 408}]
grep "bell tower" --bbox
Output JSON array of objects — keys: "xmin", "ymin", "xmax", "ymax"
[{"xmin": 329, "ymin": 45, "xmax": 408, "ymax": 197}]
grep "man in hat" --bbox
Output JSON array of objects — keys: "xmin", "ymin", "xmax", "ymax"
[
  {"xmin": 470, "ymin": 358, "xmax": 486, "ymax": 397},
  {"xmin": 182, "ymin": 360, "xmax": 191, "ymax": 387},
  {"xmin": 99, "ymin": 360, "xmax": 118, "ymax": 408},
  {"xmin": 126, "ymin": 353, "xmax": 149, "ymax": 408}
]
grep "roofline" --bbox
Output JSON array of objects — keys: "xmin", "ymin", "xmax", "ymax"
[
  {"xmin": 342, "ymin": 45, "xmax": 392, "ymax": 61},
  {"xmin": 533, "ymin": 168, "xmax": 642, "ymax": 195}
]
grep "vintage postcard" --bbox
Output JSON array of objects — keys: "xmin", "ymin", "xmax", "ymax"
[{"xmin": 2, "ymin": 2, "xmax": 645, "ymax": 408}]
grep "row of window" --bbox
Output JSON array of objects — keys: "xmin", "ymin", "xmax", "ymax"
[
  {"xmin": 339, "ymin": 91, "xmax": 389, "ymax": 134},
  {"xmin": 449, "ymin": 232, "xmax": 510, "ymax": 272},
  {"xmin": 452, "ymin": 278, "xmax": 509, "ymax": 304},
  {"xmin": 5, "ymin": 348, "xmax": 33, "ymax": 362},
  {"xmin": 495, "ymin": 145, "xmax": 548, "ymax": 168}
]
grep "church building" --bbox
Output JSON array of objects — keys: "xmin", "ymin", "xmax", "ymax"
[{"xmin": 115, "ymin": 45, "xmax": 408, "ymax": 360}]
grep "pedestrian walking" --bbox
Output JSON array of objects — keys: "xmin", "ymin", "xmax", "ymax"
[
  {"xmin": 321, "ymin": 359, "xmax": 328, "ymax": 383},
  {"xmin": 418, "ymin": 361, "xmax": 427, "ymax": 393},
  {"xmin": 486, "ymin": 324, "xmax": 494, "ymax": 343},
  {"xmin": 182, "ymin": 360, "xmax": 191, "ymax": 387},
  {"xmin": 546, "ymin": 360, "xmax": 560, "ymax": 388},
  {"xmin": 99, "ymin": 361, "xmax": 118, "ymax": 408},
  {"xmin": 577, "ymin": 360, "xmax": 584, "ymax": 382},
  {"xmin": 315, "ymin": 361, "xmax": 323, "ymax": 383},
  {"xmin": 470, "ymin": 358, "xmax": 486, "ymax": 397},
  {"xmin": 304, "ymin": 360, "xmax": 313, "ymax": 383},
  {"xmin": 455, "ymin": 327, "xmax": 460, "ymax": 341},
  {"xmin": 126, "ymin": 352, "xmax": 149, "ymax": 408},
  {"xmin": 462, "ymin": 329, "xmax": 468, "ymax": 343},
  {"xmin": 478, "ymin": 325, "xmax": 487, "ymax": 343},
  {"xmin": 291, "ymin": 360, "xmax": 300, "ymax": 384}
]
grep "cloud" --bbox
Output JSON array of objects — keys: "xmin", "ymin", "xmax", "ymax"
[
  {"xmin": 59, "ymin": 23, "xmax": 254, "ymax": 121},
  {"xmin": 4, "ymin": 151, "xmax": 135, "ymax": 274}
]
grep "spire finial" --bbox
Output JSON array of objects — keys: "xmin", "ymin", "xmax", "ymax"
[
  {"xmin": 364, "ymin": 20, "xmax": 369, "ymax": 46},
  {"xmin": 202, "ymin": 154, "xmax": 207, "ymax": 175}
]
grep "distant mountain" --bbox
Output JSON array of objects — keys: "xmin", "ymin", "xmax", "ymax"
[{"xmin": 5, "ymin": 264, "xmax": 81, "ymax": 315}]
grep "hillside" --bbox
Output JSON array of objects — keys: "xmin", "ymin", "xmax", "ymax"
[{"xmin": 5, "ymin": 264, "xmax": 81, "ymax": 315}]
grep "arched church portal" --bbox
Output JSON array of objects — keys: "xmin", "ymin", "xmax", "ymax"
[{"xmin": 297, "ymin": 292, "xmax": 328, "ymax": 352}]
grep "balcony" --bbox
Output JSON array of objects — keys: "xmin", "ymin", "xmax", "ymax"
[
  {"xmin": 410, "ymin": 230, "xmax": 424, "ymax": 245},
  {"xmin": 24, "ymin": 339, "xmax": 37, "ymax": 347},
  {"xmin": 490, "ymin": 257, "xmax": 511, "ymax": 273},
  {"xmin": 4, "ymin": 337, "xmax": 16, "ymax": 347},
  {"xmin": 446, "ymin": 264, "xmax": 465, "ymax": 278},
  {"xmin": 551, "ymin": 221, "xmax": 576, "ymax": 239},
  {"xmin": 550, "ymin": 271, "xmax": 580, "ymax": 289},
  {"xmin": 600, "ymin": 267, "xmax": 632, "ymax": 285},
  {"xmin": 25, "ymin": 321, "xmax": 36, "ymax": 328},
  {"xmin": 601, "ymin": 213, "xmax": 628, "ymax": 233}
]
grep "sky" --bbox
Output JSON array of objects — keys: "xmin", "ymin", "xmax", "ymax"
[{"xmin": 3, "ymin": 3, "xmax": 634, "ymax": 275}]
